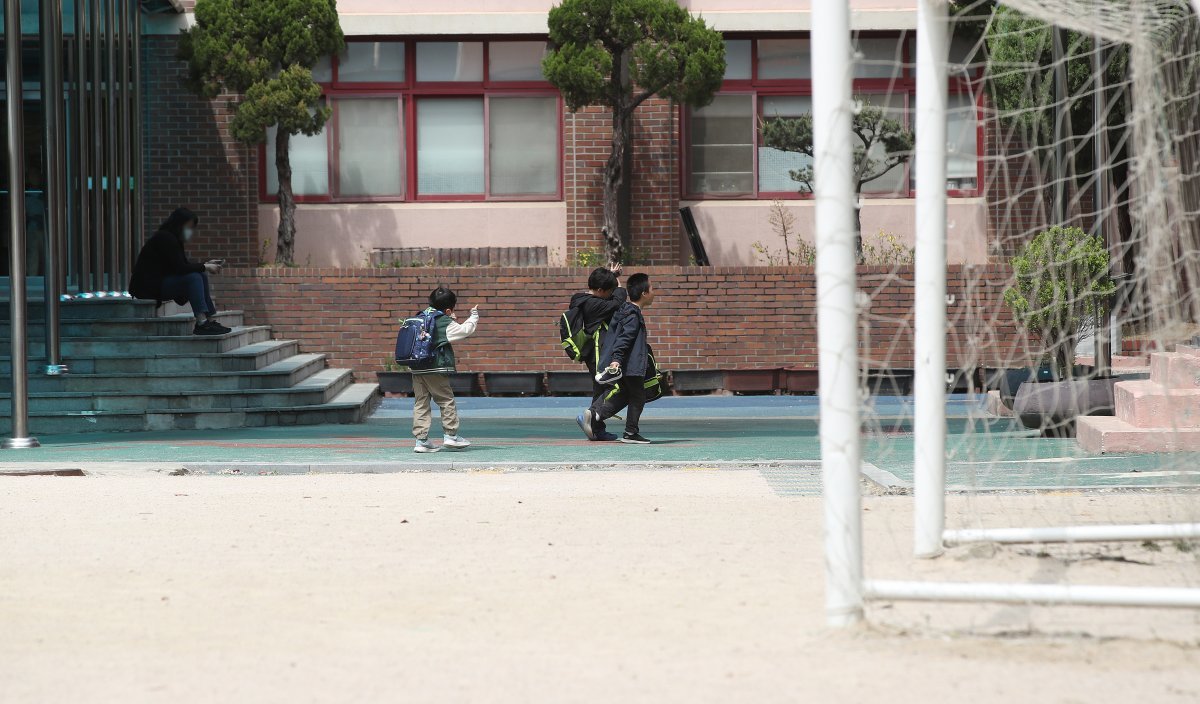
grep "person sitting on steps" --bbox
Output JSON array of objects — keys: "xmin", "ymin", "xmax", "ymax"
[{"xmin": 129, "ymin": 207, "xmax": 230, "ymax": 336}]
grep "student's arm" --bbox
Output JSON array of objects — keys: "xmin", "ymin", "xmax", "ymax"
[
  {"xmin": 591, "ymin": 288, "xmax": 628, "ymax": 321},
  {"xmin": 163, "ymin": 236, "xmax": 205, "ymax": 276},
  {"xmin": 446, "ymin": 308, "xmax": 480, "ymax": 342}
]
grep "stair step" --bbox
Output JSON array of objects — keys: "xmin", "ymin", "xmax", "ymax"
[
  {"xmin": 0, "ymin": 298, "xmax": 160, "ymax": 321},
  {"xmin": 1149, "ymin": 352, "xmax": 1200, "ymax": 388},
  {"xmin": 0, "ymin": 339, "xmax": 302, "ymax": 375},
  {"xmin": 55, "ymin": 326, "xmax": 274, "ymax": 356},
  {"xmin": 1, "ymin": 368, "xmax": 353, "ymax": 414},
  {"xmin": 23, "ymin": 353, "xmax": 327, "ymax": 393},
  {"xmin": 0, "ymin": 383, "xmax": 382, "ymax": 434},
  {"xmin": 1114, "ymin": 380, "xmax": 1200, "ymax": 428},
  {"xmin": 0, "ymin": 311, "xmax": 246, "ymax": 339},
  {"xmin": 1077, "ymin": 415, "xmax": 1200, "ymax": 454}
]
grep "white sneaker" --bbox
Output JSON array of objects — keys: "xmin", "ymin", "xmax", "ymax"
[
  {"xmin": 443, "ymin": 434, "xmax": 471, "ymax": 449},
  {"xmin": 414, "ymin": 438, "xmax": 439, "ymax": 453}
]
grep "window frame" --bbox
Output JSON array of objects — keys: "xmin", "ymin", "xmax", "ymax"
[
  {"xmin": 258, "ymin": 35, "xmax": 564, "ymax": 205},
  {"xmin": 681, "ymin": 31, "xmax": 985, "ymax": 202}
]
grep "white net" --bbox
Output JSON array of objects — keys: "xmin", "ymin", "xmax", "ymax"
[{"xmin": 844, "ymin": 0, "xmax": 1200, "ymax": 638}]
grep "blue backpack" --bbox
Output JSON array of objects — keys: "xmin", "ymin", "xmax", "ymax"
[{"xmin": 395, "ymin": 310, "xmax": 444, "ymax": 366}]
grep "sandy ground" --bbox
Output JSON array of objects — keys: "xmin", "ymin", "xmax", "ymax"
[{"xmin": 1, "ymin": 470, "xmax": 1198, "ymax": 703}]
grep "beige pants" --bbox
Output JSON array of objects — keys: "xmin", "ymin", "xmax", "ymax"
[{"xmin": 412, "ymin": 374, "xmax": 460, "ymax": 440}]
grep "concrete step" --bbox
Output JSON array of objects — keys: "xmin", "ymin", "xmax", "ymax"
[
  {"xmin": 0, "ymin": 299, "xmax": 160, "ymax": 321},
  {"xmin": 1149, "ymin": 352, "xmax": 1200, "ymax": 389},
  {"xmin": 0, "ymin": 339, "xmax": 302, "ymax": 375},
  {"xmin": 56, "ymin": 326, "xmax": 273, "ymax": 356},
  {"xmin": 1, "ymin": 368, "xmax": 353, "ymax": 414},
  {"xmin": 1077, "ymin": 415, "xmax": 1200, "ymax": 454},
  {"xmin": 0, "ymin": 383, "xmax": 382, "ymax": 434},
  {"xmin": 1114, "ymin": 379, "xmax": 1200, "ymax": 428},
  {"xmin": 23, "ymin": 353, "xmax": 327, "ymax": 393},
  {"xmin": 0, "ymin": 311, "xmax": 245, "ymax": 339}
]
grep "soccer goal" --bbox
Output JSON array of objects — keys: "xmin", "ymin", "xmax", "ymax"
[{"xmin": 814, "ymin": 0, "xmax": 1200, "ymax": 627}]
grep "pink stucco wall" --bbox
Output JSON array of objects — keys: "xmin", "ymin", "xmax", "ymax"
[
  {"xmin": 681, "ymin": 199, "xmax": 988, "ymax": 266},
  {"xmin": 257, "ymin": 203, "xmax": 568, "ymax": 268},
  {"xmin": 264, "ymin": 199, "xmax": 986, "ymax": 268}
]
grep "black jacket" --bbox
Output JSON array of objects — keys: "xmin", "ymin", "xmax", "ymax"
[
  {"xmin": 600, "ymin": 301, "xmax": 650, "ymax": 378},
  {"xmin": 128, "ymin": 229, "xmax": 205, "ymax": 303},
  {"xmin": 569, "ymin": 288, "xmax": 628, "ymax": 334}
]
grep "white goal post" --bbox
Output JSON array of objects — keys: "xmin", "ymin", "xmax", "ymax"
[{"xmin": 815, "ymin": 0, "xmax": 1200, "ymax": 627}]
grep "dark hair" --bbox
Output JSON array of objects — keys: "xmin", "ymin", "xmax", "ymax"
[
  {"xmin": 429, "ymin": 286, "xmax": 457, "ymax": 311},
  {"xmin": 587, "ymin": 268, "xmax": 618, "ymax": 292},
  {"xmin": 627, "ymin": 273, "xmax": 651, "ymax": 301},
  {"xmin": 159, "ymin": 207, "xmax": 198, "ymax": 238}
]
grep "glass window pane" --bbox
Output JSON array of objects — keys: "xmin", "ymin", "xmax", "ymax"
[
  {"xmin": 337, "ymin": 99, "xmax": 403, "ymax": 197},
  {"xmin": 266, "ymin": 123, "xmax": 329, "ymax": 196},
  {"xmin": 417, "ymin": 99, "xmax": 484, "ymax": 195},
  {"xmin": 416, "ymin": 42, "xmax": 484, "ymax": 82},
  {"xmin": 339, "ymin": 42, "xmax": 405, "ymax": 83},
  {"xmin": 489, "ymin": 41, "xmax": 549, "ymax": 82},
  {"xmin": 724, "ymin": 39, "xmax": 751, "ymax": 80},
  {"xmin": 757, "ymin": 39, "xmax": 810, "ymax": 79},
  {"xmin": 311, "ymin": 55, "xmax": 333, "ymax": 83},
  {"xmin": 489, "ymin": 97, "xmax": 558, "ymax": 196},
  {"xmin": 758, "ymin": 95, "xmax": 813, "ymax": 193},
  {"xmin": 947, "ymin": 92, "xmax": 979, "ymax": 190},
  {"xmin": 855, "ymin": 36, "xmax": 904, "ymax": 79},
  {"xmin": 855, "ymin": 93, "xmax": 908, "ymax": 195},
  {"xmin": 688, "ymin": 94, "xmax": 753, "ymax": 195}
]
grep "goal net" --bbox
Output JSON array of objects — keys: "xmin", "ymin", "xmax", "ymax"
[{"xmin": 814, "ymin": 0, "xmax": 1200, "ymax": 634}]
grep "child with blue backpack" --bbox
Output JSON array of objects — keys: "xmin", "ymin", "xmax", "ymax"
[{"xmin": 401, "ymin": 286, "xmax": 480, "ymax": 453}]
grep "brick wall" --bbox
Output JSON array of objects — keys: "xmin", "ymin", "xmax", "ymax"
[
  {"xmin": 215, "ymin": 265, "xmax": 1036, "ymax": 380},
  {"xmin": 564, "ymin": 99, "xmax": 684, "ymax": 265},
  {"xmin": 142, "ymin": 36, "xmax": 260, "ymax": 268}
]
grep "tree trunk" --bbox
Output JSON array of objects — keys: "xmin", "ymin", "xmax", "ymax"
[
  {"xmin": 603, "ymin": 106, "xmax": 632, "ymax": 264},
  {"xmin": 275, "ymin": 130, "xmax": 297, "ymax": 266},
  {"xmin": 853, "ymin": 192, "xmax": 863, "ymax": 262}
]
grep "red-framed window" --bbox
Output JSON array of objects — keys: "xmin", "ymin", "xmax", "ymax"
[
  {"xmin": 260, "ymin": 37, "xmax": 565, "ymax": 204},
  {"xmin": 682, "ymin": 32, "xmax": 985, "ymax": 200}
]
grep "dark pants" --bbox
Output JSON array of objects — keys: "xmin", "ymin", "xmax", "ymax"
[
  {"xmin": 584, "ymin": 357, "xmax": 609, "ymax": 435},
  {"xmin": 161, "ymin": 271, "xmax": 215, "ymax": 319},
  {"xmin": 591, "ymin": 375, "xmax": 646, "ymax": 437}
]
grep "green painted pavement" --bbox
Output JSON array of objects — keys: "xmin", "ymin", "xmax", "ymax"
[{"xmin": 4, "ymin": 396, "xmax": 1197, "ymax": 490}]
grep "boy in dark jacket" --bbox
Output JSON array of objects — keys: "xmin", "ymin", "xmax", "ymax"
[
  {"xmin": 581, "ymin": 273, "xmax": 655, "ymax": 444},
  {"xmin": 571, "ymin": 263, "xmax": 626, "ymax": 441}
]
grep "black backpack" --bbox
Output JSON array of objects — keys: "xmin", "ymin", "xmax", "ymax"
[{"xmin": 559, "ymin": 304, "xmax": 600, "ymax": 363}]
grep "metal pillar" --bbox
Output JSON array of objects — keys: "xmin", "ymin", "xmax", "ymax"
[
  {"xmin": 118, "ymin": 0, "xmax": 131, "ymax": 290},
  {"xmin": 75, "ymin": 0, "xmax": 92, "ymax": 294},
  {"xmin": 1052, "ymin": 28, "xmax": 1069, "ymax": 225},
  {"xmin": 5, "ymin": 0, "xmax": 41, "ymax": 449},
  {"xmin": 1092, "ymin": 39, "xmax": 1113, "ymax": 376},
  {"xmin": 132, "ymin": 0, "xmax": 143, "ymax": 252},
  {"xmin": 90, "ymin": 0, "xmax": 105, "ymax": 288},
  {"xmin": 913, "ymin": 0, "xmax": 950, "ymax": 559},
  {"xmin": 812, "ymin": 0, "xmax": 863, "ymax": 627},
  {"xmin": 105, "ymin": 0, "xmax": 118, "ymax": 289},
  {"xmin": 42, "ymin": 0, "xmax": 69, "ymax": 376}
]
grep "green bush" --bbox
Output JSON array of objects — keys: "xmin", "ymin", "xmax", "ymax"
[{"xmin": 1004, "ymin": 226, "xmax": 1116, "ymax": 379}]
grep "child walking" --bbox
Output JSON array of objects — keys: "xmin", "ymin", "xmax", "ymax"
[
  {"xmin": 410, "ymin": 286, "xmax": 480, "ymax": 453},
  {"xmin": 581, "ymin": 273, "xmax": 656, "ymax": 445},
  {"xmin": 570, "ymin": 263, "xmax": 626, "ymax": 441}
]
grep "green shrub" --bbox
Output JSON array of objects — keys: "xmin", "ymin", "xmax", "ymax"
[{"xmin": 1004, "ymin": 226, "xmax": 1116, "ymax": 379}]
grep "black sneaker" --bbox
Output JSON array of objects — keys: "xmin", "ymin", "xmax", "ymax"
[
  {"xmin": 201, "ymin": 319, "xmax": 232, "ymax": 334},
  {"xmin": 193, "ymin": 323, "xmax": 225, "ymax": 336},
  {"xmin": 595, "ymin": 365, "xmax": 623, "ymax": 385},
  {"xmin": 620, "ymin": 433, "xmax": 651, "ymax": 445}
]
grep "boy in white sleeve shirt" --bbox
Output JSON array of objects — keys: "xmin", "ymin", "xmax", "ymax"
[{"xmin": 409, "ymin": 286, "xmax": 480, "ymax": 453}]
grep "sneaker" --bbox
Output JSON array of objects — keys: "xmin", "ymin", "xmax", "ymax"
[
  {"xmin": 620, "ymin": 433, "xmax": 651, "ymax": 445},
  {"xmin": 596, "ymin": 432, "xmax": 619, "ymax": 442},
  {"xmin": 193, "ymin": 323, "xmax": 225, "ymax": 336},
  {"xmin": 201, "ymin": 319, "xmax": 232, "ymax": 334},
  {"xmin": 413, "ymin": 438, "xmax": 438, "ymax": 453},
  {"xmin": 443, "ymin": 434, "xmax": 471, "ymax": 449},
  {"xmin": 595, "ymin": 365, "xmax": 623, "ymax": 385},
  {"xmin": 578, "ymin": 411, "xmax": 596, "ymax": 441}
]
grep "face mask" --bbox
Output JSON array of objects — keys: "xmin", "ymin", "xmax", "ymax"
[{"xmin": 182, "ymin": 227, "xmax": 195, "ymax": 241}]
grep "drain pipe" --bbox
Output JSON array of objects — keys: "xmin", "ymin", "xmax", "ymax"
[{"xmin": 4, "ymin": 0, "xmax": 41, "ymax": 449}]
